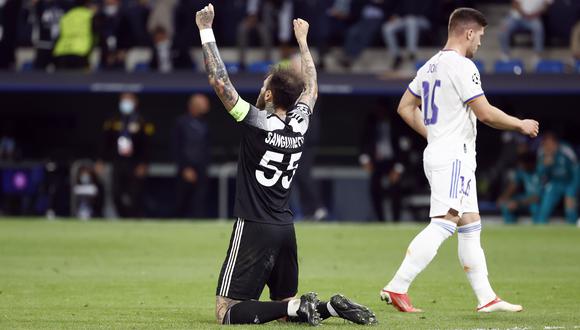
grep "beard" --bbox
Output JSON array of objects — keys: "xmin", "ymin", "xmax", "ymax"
[{"xmin": 256, "ymin": 92, "xmax": 266, "ymax": 110}]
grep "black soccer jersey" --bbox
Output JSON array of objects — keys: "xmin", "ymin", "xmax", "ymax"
[{"xmin": 233, "ymin": 102, "xmax": 312, "ymax": 225}]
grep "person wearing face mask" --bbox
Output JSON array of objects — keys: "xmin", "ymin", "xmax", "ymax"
[
  {"xmin": 96, "ymin": 92, "xmax": 155, "ymax": 218},
  {"xmin": 73, "ymin": 165, "xmax": 104, "ymax": 219},
  {"xmin": 93, "ymin": 0, "xmax": 131, "ymax": 70}
]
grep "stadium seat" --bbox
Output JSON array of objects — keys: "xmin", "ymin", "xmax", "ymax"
[
  {"xmin": 247, "ymin": 60, "xmax": 273, "ymax": 73},
  {"xmin": 473, "ymin": 59, "xmax": 485, "ymax": 73},
  {"xmin": 535, "ymin": 59, "xmax": 564, "ymax": 74},
  {"xmin": 576, "ymin": 60, "xmax": 580, "ymax": 73},
  {"xmin": 133, "ymin": 61, "xmax": 150, "ymax": 72},
  {"xmin": 224, "ymin": 62, "xmax": 240, "ymax": 74},
  {"xmin": 415, "ymin": 60, "xmax": 427, "ymax": 71},
  {"xmin": 494, "ymin": 59, "xmax": 524, "ymax": 74},
  {"xmin": 20, "ymin": 60, "xmax": 34, "ymax": 72}
]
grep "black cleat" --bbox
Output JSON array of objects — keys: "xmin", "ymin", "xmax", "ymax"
[
  {"xmin": 330, "ymin": 294, "xmax": 378, "ymax": 325},
  {"xmin": 296, "ymin": 292, "xmax": 321, "ymax": 326}
]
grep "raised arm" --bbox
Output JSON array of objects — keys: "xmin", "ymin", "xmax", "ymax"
[
  {"xmin": 469, "ymin": 95, "xmax": 539, "ymax": 137},
  {"xmin": 196, "ymin": 4, "xmax": 239, "ymax": 111},
  {"xmin": 293, "ymin": 19, "xmax": 318, "ymax": 110},
  {"xmin": 397, "ymin": 89, "xmax": 427, "ymax": 139}
]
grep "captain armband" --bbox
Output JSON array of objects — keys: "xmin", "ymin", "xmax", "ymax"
[{"xmin": 229, "ymin": 97, "xmax": 250, "ymax": 122}]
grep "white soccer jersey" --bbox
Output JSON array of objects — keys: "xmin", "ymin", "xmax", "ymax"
[{"xmin": 408, "ymin": 49, "xmax": 484, "ymax": 169}]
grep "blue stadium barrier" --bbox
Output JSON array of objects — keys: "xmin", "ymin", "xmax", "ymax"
[
  {"xmin": 535, "ymin": 59, "xmax": 564, "ymax": 74},
  {"xmin": 494, "ymin": 59, "xmax": 524, "ymax": 74},
  {"xmin": 247, "ymin": 60, "xmax": 273, "ymax": 73}
]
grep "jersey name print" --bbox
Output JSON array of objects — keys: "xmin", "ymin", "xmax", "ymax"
[
  {"xmin": 233, "ymin": 102, "xmax": 311, "ymax": 225},
  {"xmin": 409, "ymin": 50, "xmax": 484, "ymax": 169}
]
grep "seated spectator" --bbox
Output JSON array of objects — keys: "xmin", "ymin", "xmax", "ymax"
[
  {"xmin": 149, "ymin": 25, "xmax": 173, "ymax": 72},
  {"xmin": 497, "ymin": 152, "xmax": 541, "ymax": 224},
  {"xmin": 535, "ymin": 132, "xmax": 578, "ymax": 224},
  {"xmin": 53, "ymin": 0, "xmax": 96, "ymax": 70},
  {"xmin": 30, "ymin": 0, "xmax": 67, "ymax": 71},
  {"xmin": 94, "ymin": 0, "xmax": 132, "ymax": 70},
  {"xmin": 315, "ymin": 0, "xmax": 353, "ymax": 69},
  {"xmin": 498, "ymin": 0, "xmax": 552, "ymax": 63},
  {"xmin": 237, "ymin": 0, "xmax": 293, "ymax": 70},
  {"xmin": 73, "ymin": 164, "xmax": 104, "ymax": 219},
  {"xmin": 381, "ymin": 0, "xmax": 437, "ymax": 70},
  {"xmin": 0, "ymin": 0, "xmax": 22, "ymax": 69},
  {"xmin": 338, "ymin": 0, "xmax": 388, "ymax": 69}
]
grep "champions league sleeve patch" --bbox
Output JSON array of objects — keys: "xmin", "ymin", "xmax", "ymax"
[{"xmin": 472, "ymin": 72, "xmax": 480, "ymax": 85}]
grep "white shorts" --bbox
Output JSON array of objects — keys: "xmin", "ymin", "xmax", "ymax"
[{"xmin": 423, "ymin": 158, "xmax": 479, "ymax": 217}]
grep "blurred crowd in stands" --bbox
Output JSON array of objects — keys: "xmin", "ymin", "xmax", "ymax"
[{"xmin": 0, "ymin": 0, "xmax": 580, "ymax": 72}]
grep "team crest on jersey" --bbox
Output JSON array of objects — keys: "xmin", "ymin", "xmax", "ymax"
[{"xmin": 472, "ymin": 72, "xmax": 480, "ymax": 85}]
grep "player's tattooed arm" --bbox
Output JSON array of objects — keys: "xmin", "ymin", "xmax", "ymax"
[
  {"xmin": 196, "ymin": 4, "xmax": 239, "ymax": 111},
  {"xmin": 294, "ymin": 19, "xmax": 318, "ymax": 111}
]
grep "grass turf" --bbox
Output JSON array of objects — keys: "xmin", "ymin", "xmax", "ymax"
[{"xmin": 0, "ymin": 219, "xmax": 579, "ymax": 329}]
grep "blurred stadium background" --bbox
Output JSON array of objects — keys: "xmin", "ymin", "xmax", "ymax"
[{"xmin": 1, "ymin": 0, "xmax": 579, "ymax": 223}]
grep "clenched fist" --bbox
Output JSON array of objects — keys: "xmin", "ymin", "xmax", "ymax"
[
  {"xmin": 293, "ymin": 18, "xmax": 309, "ymax": 42},
  {"xmin": 196, "ymin": 3, "xmax": 214, "ymax": 30}
]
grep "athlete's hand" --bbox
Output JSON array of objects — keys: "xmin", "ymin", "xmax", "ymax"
[
  {"xmin": 519, "ymin": 119, "xmax": 539, "ymax": 138},
  {"xmin": 196, "ymin": 3, "xmax": 214, "ymax": 30},
  {"xmin": 293, "ymin": 18, "xmax": 309, "ymax": 43}
]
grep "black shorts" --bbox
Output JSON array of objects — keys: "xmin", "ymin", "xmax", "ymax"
[{"xmin": 216, "ymin": 218, "xmax": 298, "ymax": 301}]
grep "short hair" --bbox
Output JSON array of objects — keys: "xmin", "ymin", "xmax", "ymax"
[
  {"xmin": 266, "ymin": 67, "xmax": 304, "ymax": 111},
  {"xmin": 448, "ymin": 8, "xmax": 488, "ymax": 34}
]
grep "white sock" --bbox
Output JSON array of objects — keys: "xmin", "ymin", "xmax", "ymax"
[
  {"xmin": 326, "ymin": 302, "xmax": 339, "ymax": 317},
  {"xmin": 287, "ymin": 299, "xmax": 300, "ymax": 317},
  {"xmin": 457, "ymin": 221, "xmax": 496, "ymax": 307},
  {"xmin": 385, "ymin": 219, "xmax": 456, "ymax": 293}
]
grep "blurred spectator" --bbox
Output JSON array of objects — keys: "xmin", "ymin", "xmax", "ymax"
[
  {"xmin": 172, "ymin": 94, "xmax": 210, "ymax": 218},
  {"xmin": 146, "ymin": 0, "xmax": 176, "ymax": 41},
  {"xmin": 499, "ymin": 0, "xmax": 553, "ymax": 62},
  {"xmin": 0, "ymin": 0, "xmax": 23, "ymax": 69},
  {"xmin": 381, "ymin": 0, "xmax": 437, "ymax": 70},
  {"xmin": 0, "ymin": 120, "xmax": 20, "ymax": 161},
  {"xmin": 169, "ymin": 0, "xmax": 196, "ymax": 70},
  {"xmin": 496, "ymin": 151, "xmax": 540, "ymax": 224},
  {"xmin": 72, "ymin": 164, "xmax": 104, "ymax": 219},
  {"xmin": 535, "ymin": 132, "xmax": 578, "ymax": 224},
  {"xmin": 571, "ymin": 20, "xmax": 580, "ymax": 61},
  {"xmin": 93, "ymin": 0, "xmax": 131, "ymax": 70},
  {"xmin": 316, "ymin": 0, "xmax": 352, "ymax": 69},
  {"xmin": 359, "ymin": 104, "xmax": 405, "ymax": 222},
  {"xmin": 149, "ymin": 25, "xmax": 173, "ymax": 72},
  {"xmin": 53, "ymin": 0, "xmax": 96, "ymax": 70},
  {"xmin": 96, "ymin": 93, "xmax": 154, "ymax": 218},
  {"xmin": 29, "ymin": 0, "xmax": 67, "ymax": 70},
  {"xmin": 338, "ymin": 0, "xmax": 388, "ymax": 69},
  {"xmin": 237, "ymin": 0, "xmax": 293, "ymax": 69}
]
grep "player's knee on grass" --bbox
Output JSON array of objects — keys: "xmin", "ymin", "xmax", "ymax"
[{"xmin": 215, "ymin": 296, "xmax": 241, "ymax": 324}]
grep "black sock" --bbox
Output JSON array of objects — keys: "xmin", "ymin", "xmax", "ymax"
[
  {"xmin": 317, "ymin": 301, "xmax": 332, "ymax": 320},
  {"xmin": 224, "ymin": 301, "xmax": 288, "ymax": 324}
]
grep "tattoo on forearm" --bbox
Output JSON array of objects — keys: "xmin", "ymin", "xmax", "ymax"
[
  {"xmin": 202, "ymin": 42, "xmax": 238, "ymax": 110},
  {"xmin": 299, "ymin": 43, "xmax": 318, "ymax": 109}
]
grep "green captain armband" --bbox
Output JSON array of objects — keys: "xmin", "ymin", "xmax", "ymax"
[{"xmin": 229, "ymin": 97, "xmax": 250, "ymax": 122}]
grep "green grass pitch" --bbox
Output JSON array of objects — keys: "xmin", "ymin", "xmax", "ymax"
[{"xmin": 1, "ymin": 219, "xmax": 579, "ymax": 329}]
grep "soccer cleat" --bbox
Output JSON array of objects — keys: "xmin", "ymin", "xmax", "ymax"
[
  {"xmin": 330, "ymin": 294, "xmax": 378, "ymax": 325},
  {"xmin": 296, "ymin": 292, "xmax": 322, "ymax": 326},
  {"xmin": 380, "ymin": 289, "xmax": 423, "ymax": 313},
  {"xmin": 477, "ymin": 297, "xmax": 523, "ymax": 313}
]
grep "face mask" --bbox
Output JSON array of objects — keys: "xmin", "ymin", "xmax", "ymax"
[
  {"xmin": 104, "ymin": 5, "xmax": 119, "ymax": 16},
  {"xmin": 119, "ymin": 100, "xmax": 135, "ymax": 115}
]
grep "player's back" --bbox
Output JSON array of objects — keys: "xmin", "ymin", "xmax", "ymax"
[
  {"xmin": 234, "ymin": 103, "xmax": 311, "ymax": 225},
  {"xmin": 409, "ymin": 50, "xmax": 484, "ymax": 168}
]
